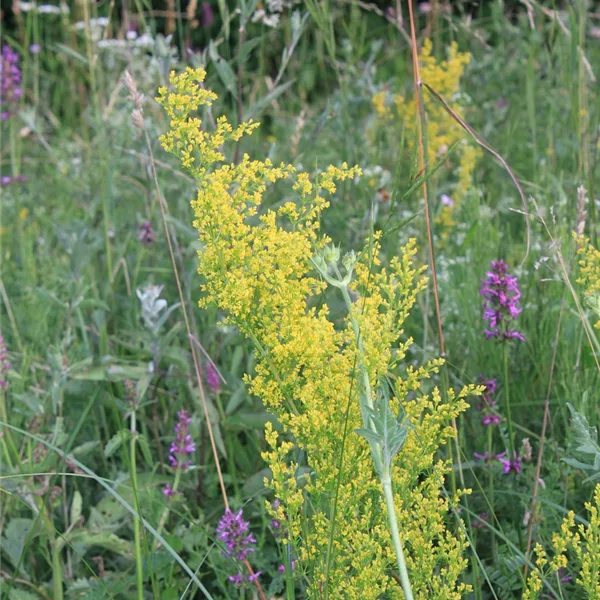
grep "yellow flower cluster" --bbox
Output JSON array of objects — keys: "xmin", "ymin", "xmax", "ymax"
[
  {"xmin": 576, "ymin": 235, "xmax": 600, "ymax": 328},
  {"xmin": 523, "ymin": 485, "xmax": 600, "ymax": 599},
  {"xmin": 373, "ymin": 40, "xmax": 480, "ymax": 229},
  {"xmin": 158, "ymin": 67, "xmax": 475, "ymax": 599}
]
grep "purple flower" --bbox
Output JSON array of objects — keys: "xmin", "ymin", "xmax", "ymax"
[
  {"xmin": 163, "ymin": 484, "xmax": 176, "ymax": 497},
  {"xmin": 497, "ymin": 451, "xmax": 521, "ymax": 474},
  {"xmin": 477, "ymin": 376, "xmax": 499, "ymax": 425},
  {"xmin": 228, "ymin": 573, "xmax": 244, "ymax": 585},
  {"xmin": 206, "ymin": 361, "xmax": 220, "ymax": 394},
  {"xmin": 278, "ymin": 561, "xmax": 296, "ymax": 573},
  {"xmin": 474, "ymin": 452, "xmax": 490, "ymax": 462},
  {"xmin": 217, "ymin": 508, "xmax": 257, "ymax": 561},
  {"xmin": 0, "ymin": 337, "xmax": 10, "ymax": 391},
  {"xmin": 29, "ymin": 44, "xmax": 41, "ymax": 54},
  {"xmin": 1, "ymin": 176, "xmax": 11, "ymax": 186},
  {"xmin": 480, "ymin": 259, "xmax": 525, "ymax": 342},
  {"xmin": 482, "ymin": 414, "xmax": 500, "ymax": 426},
  {"xmin": 1, "ymin": 46, "xmax": 22, "ymax": 120},
  {"xmin": 137, "ymin": 220, "xmax": 155, "ymax": 245},
  {"xmin": 481, "ymin": 378, "xmax": 497, "ymax": 397},
  {"xmin": 247, "ymin": 571, "xmax": 261, "ymax": 582},
  {"xmin": 168, "ymin": 410, "xmax": 196, "ymax": 470},
  {"xmin": 441, "ymin": 193, "xmax": 454, "ymax": 207},
  {"xmin": 200, "ymin": 2, "xmax": 214, "ymax": 28}
]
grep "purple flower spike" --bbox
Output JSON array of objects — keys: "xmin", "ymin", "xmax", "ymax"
[
  {"xmin": 200, "ymin": 2, "xmax": 214, "ymax": 28},
  {"xmin": 474, "ymin": 452, "xmax": 490, "ymax": 462},
  {"xmin": 206, "ymin": 361, "xmax": 221, "ymax": 395},
  {"xmin": 1, "ymin": 46, "xmax": 22, "ymax": 121},
  {"xmin": 497, "ymin": 451, "xmax": 521, "ymax": 474},
  {"xmin": 217, "ymin": 508, "xmax": 257, "ymax": 561},
  {"xmin": 480, "ymin": 260, "xmax": 525, "ymax": 342},
  {"xmin": 0, "ymin": 337, "xmax": 10, "ymax": 391},
  {"xmin": 167, "ymin": 410, "xmax": 195, "ymax": 470}
]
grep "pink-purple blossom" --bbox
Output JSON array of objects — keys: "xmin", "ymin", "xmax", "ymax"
[
  {"xmin": 1, "ymin": 46, "xmax": 22, "ymax": 120},
  {"xmin": 217, "ymin": 508, "xmax": 257, "ymax": 561},
  {"xmin": 482, "ymin": 414, "xmax": 500, "ymax": 426},
  {"xmin": 1, "ymin": 175, "xmax": 27, "ymax": 186},
  {"xmin": 163, "ymin": 484, "xmax": 177, "ymax": 497},
  {"xmin": 206, "ymin": 361, "xmax": 220, "ymax": 395},
  {"xmin": 480, "ymin": 260, "xmax": 525, "ymax": 342},
  {"xmin": 168, "ymin": 410, "xmax": 196, "ymax": 470},
  {"xmin": 441, "ymin": 193, "xmax": 454, "ymax": 207},
  {"xmin": 478, "ymin": 377, "xmax": 499, "ymax": 425},
  {"xmin": 496, "ymin": 451, "xmax": 521, "ymax": 474}
]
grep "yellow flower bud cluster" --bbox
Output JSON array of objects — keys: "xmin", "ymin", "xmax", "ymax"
[
  {"xmin": 522, "ymin": 485, "xmax": 600, "ymax": 599},
  {"xmin": 158, "ymin": 67, "xmax": 475, "ymax": 598},
  {"xmin": 372, "ymin": 40, "xmax": 480, "ymax": 230},
  {"xmin": 576, "ymin": 235, "xmax": 600, "ymax": 328}
]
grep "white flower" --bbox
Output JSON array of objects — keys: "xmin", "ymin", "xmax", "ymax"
[
  {"xmin": 126, "ymin": 30, "xmax": 138, "ymax": 41},
  {"xmin": 251, "ymin": 8, "xmax": 266, "ymax": 23},
  {"xmin": 98, "ymin": 39, "xmax": 128, "ymax": 49},
  {"xmin": 19, "ymin": 2, "xmax": 68, "ymax": 13},
  {"xmin": 38, "ymin": 4, "xmax": 65, "ymax": 14},
  {"xmin": 74, "ymin": 17, "xmax": 109, "ymax": 31},
  {"xmin": 137, "ymin": 285, "xmax": 168, "ymax": 335},
  {"xmin": 267, "ymin": 0, "xmax": 283, "ymax": 12},
  {"xmin": 135, "ymin": 33, "xmax": 154, "ymax": 48},
  {"xmin": 263, "ymin": 13, "xmax": 280, "ymax": 27}
]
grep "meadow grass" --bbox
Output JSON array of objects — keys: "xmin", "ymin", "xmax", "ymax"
[{"xmin": 1, "ymin": 1, "xmax": 600, "ymax": 598}]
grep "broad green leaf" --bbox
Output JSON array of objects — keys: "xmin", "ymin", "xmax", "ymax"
[{"xmin": 70, "ymin": 490, "xmax": 83, "ymax": 524}]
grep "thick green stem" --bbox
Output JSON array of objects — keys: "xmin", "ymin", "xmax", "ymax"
[
  {"xmin": 381, "ymin": 476, "xmax": 414, "ymax": 600},
  {"xmin": 336, "ymin": 275, "xmax": 413, "ymax": 597}
]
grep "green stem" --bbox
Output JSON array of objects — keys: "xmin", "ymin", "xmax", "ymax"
[
  {"xmin": 488, "ymin": 424, "xmax": 497, "ymax": 563},
  {"xmin": 381, "ymin": 476, "xmax": 414, "ymax": 600},
  {"xmin": 336, "ymin": 273, "xmax": 413, "ymax": 599},
  {"xmin": 503, "ymin": 343, "xmax": 515, "ymax": 459},
  {"xmin": 130, "ymin": 411, "xmax": 144, "ymax": 600},
  {"xmin": 153, "ymin": 467, "xmax": 182, "ymax": 551},
  {"xmin": 51, "ymin": 539, "xmax": 64, "ymax": 600},
  {"xmin": 0, "ymin": 391, "xmax": 19, "ymax": 465}
]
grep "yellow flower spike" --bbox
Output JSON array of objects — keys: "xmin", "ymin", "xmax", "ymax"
[{"xmin": 160, "ymin": 73, "xmax": 474, "ymax": 599}]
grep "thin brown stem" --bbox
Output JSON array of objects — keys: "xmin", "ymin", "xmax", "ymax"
[
  {"xmin": 420, "ymin": 81, "xmax": 531, "ymax": 266},
  {"xmin": 407, "ymin": 1, "xmax": 445, "ymax": 358},
  {"xmin": 141, "ymin": 126, "xmax": 229, "ymax": 508}
]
